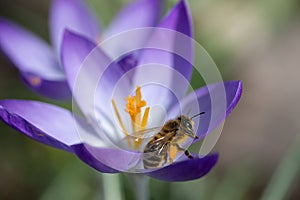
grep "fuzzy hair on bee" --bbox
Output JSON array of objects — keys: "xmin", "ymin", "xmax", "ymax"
[{"xmin": 142, "ymin": 112, "xmax": 205, "ymax": 169}]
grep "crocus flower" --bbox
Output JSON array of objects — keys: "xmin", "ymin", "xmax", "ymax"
[
  {"xmin": 0, "ymin": 0, "xmax": 162, "ymax": 99},
  {"xmin": 0, "ymin": 0, "xmax": 242, "ymax": 182}
]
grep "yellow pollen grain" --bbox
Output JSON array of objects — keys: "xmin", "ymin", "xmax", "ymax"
[
  {"xmin": 125, "ymin": 86, "xmax": 147, "ymax": 132},
  {"xmin": 125, "ymin": 95, "xmax": 135, "ymax": 118}
]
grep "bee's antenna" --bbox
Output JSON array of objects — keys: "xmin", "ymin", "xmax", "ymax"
[{"xmin": 191, "ymin": 112, "xmax": 205, "ymax": 119}]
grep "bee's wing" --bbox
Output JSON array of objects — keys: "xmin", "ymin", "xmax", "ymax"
[
  {"xmin": 117, "ymin": 127, "xmax": 162, "ymax": 150},
  {"xmin": 145, "ymin": 136, "xmax": 168, "ymax": 153},
  {"xmin": 131, "ymin": 127, "xmax": 162, "ymax": 139}
]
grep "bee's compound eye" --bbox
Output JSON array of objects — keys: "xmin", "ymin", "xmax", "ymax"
[{"xmin": 184, "ymin": 121, "xmax": 192, "ymax": 130}]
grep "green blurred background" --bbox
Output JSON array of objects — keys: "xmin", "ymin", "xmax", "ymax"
[{"xmin": 0, "ymin": 0, "xmax": 300, "ymax": 199}]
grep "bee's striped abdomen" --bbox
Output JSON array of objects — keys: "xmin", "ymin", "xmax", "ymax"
[
  {"xmin": 143, "ymin": 141, "xmax": 169, "ymax": 169},
  {"xmin": 142, "ymin": 131, "xmax": 172, "ymax": 169}
]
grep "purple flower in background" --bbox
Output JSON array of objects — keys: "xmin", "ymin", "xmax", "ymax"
[
  {"xmin": 0, "ymin": 0, "xmax": 242, "ymax": 182},
  {"xmin": 0, "ymin": 0, "xmax": 162, "ymax": 99}
]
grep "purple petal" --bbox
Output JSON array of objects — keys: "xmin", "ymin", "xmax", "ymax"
[
  {"xmin": 160, "ymin": 0, "xmax": 192, "ymax": 36},
  {"xmin": 0, "ymin": 100, "xmax": 83, "ymax": 152},
  {"xmin": 117, "ymin": 52, "xmax": 139, "ymax": 73},
  {"xmin": 146, "ymin": 154, "xmax": 218, "ymax": 181},
  {"xmin": 21, "ymin": 72, "xmax": 72, "ymax": 100},
  {"xmin": 103, "ymin": 0, "xmax": 162, "ymax": 39},
  {"xmin": 50, "ymin": 0, "xmax": 101, "ymax": 56},
  {"xmin": 140, "ymin": 0, "xmax": 193, "ymax": 79},
  {"xmin": 134, "ymin": 0, "xmax": 193, "ymax": 108},
  {"xmin": 61, "ymin": 30, "xmax": 130, "ymax": 117},
  {"xmin": 168, "ymin": 81, "xmax": 243, "ymax": 139},
  {"xmin": 100, "ymin": 0, "xmax": 162, "ymax": 60},
  {"xmin": 61, "ymin": 30, "xmax": 98, "ymax": 115},
  {"xmin": 61, "ymin": 30, "xmax": 96, "ymax": 90},
  {"xmin": 162, "ymin": 0, "xmax": 193, "ymax": 86},
  {"xmin": 130, "ymin": 64, "xmax": 186, "ymax": 120},
  {"xmin": 0, "ymin": 18, "xmax": 71, "ymax": 99},
  {"xmin": 0, "ymin": 18, "xmax": 63, "ymax": 80},
  {"xmin": 72, "ymin": 144, "xmax": 142, "ymax": 173},
  {"xmin": 72, "ymin": 144, "xmax": 119, "ymax": 173}
]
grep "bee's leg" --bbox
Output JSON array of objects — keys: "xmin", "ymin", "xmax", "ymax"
[
  {"xmin": 184, "ymin": 150, "xmax": 194, "ymax": 159},
  {"xmin": 169, "ymin": 143, "xmax": 178, "ymax": 164},
  {"xmin": 172, "ymin": 143, "xmax": 194, "ymax": 159},
  {"xmin": 162, "ymin": 153, "xmax": 168, "ymax": 166},
  {"xmin": 171, "ymin": 143, "xmax": 195, "ymax": 159},
  {"xmin": 169, "ymin": 144, "xmax": 193, "ymax": 163},
  {"xmin": 162, "ymin": 143, "xmax": 170, "ymax": 166},
  {"xmin": 173, "ymin": 143, "xmax": 185, "ymax": 151}
]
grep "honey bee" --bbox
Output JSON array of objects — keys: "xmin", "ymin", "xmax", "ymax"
[{"xmin": 141, "ymin": 112, "xmax": 205, "ymax": 169}]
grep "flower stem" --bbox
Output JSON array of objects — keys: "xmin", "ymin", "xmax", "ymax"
[
  {"xmin": 130, "ymin": 174, "xmax": 150, "ymax": 200},
  {"xmin": 102, "ymin": 174, "xmax": 123, "ymax": 200}
]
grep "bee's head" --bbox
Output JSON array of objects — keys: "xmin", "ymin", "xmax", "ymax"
[
  {"xmin": 178, "ymin": 112, "xmax": 205, "ymax": 139},
  {"xmin": 178, "ymin": 115, "xmax": 196, "ymax": 138}
]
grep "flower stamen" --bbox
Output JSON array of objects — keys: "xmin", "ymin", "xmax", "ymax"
[
  {"xmin": 125, "ymin": 86, "xmax": 150, "ymax": 149},
  {"xmin": 111, "ymin": 99, "xmax": 131, "ymax": 146},
  {"xmin": 125, "ymin": 86, "xmax": 147, "ymax": 132},
  {"xmin": 112, "ymin": 86, "xmax": 150, "ymax": 150},
  {"xmin": 141, "ymin": 107, "xmax": 150, "ymax": 130}
]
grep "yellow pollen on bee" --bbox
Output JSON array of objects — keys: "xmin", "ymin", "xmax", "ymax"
[
  {"xmin": 112, "ymin": 86, "xmax": 150, "ymax": 149},
  {"xmin": 191, "ymin": 120, "xmax": 194, "ymax": 127}
]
